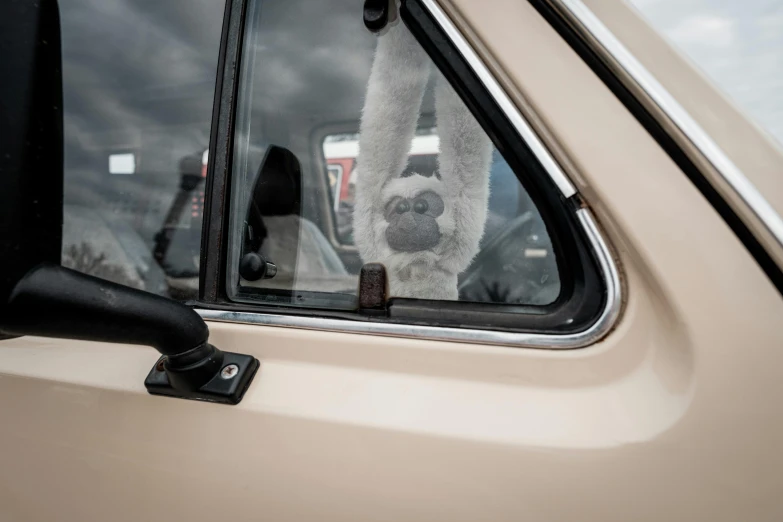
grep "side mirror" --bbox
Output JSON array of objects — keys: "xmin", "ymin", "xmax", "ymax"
[{"xmin": 0, "ymin": 0, "xmax": 257, "ymax": 405}]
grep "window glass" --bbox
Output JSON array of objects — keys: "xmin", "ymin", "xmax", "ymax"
[
  {"xmin": 228, "ymin": 0, "xmax": 561, "ymax": 309},
  {"xmin": 628, "ymin": 0, "xmax": 783, "ymax": 147},
  {"xmin": 60, "ymin": 0, "xmax": 224, "ymax": 300}
]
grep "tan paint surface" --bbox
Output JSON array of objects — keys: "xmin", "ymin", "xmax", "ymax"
[
  {"xmin": 585, "ymin": 0, "xmax": 783, "ymax": 225},
  {"xmin": 1, "ymin": 0, "xmax": 783, "ymax": 520}
]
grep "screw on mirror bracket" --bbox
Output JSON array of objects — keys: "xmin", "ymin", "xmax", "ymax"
[{"xmin": 221, "ymin": 364, "xmax": 240, "ymax": 379}]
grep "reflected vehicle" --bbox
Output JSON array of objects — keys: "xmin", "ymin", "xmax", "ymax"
[
  {"xmin": 152, "ymin": 150, "xmax": 208, "ymax": 299},
  {"xmin": 63, "ymin": 148, "xmax": 209, "ymax": 301},
  {"xmin": 56, "ymin": 0, "xmax": 223, "ymax": 301}
]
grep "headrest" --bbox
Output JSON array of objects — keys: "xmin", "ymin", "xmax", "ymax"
[{"xmin": 250, "ymin": 145, "xmax": 302, "ymax": 217}]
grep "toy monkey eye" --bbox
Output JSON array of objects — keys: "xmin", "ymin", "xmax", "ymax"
[
  {"xmin": 415, "ymin": 190, "xmax": 445, "ymax": 217},
  {"xmin": 395, "ymin": 200, "xmax": 410, "ymax": 214},
  {"xmin": 384, "ymin": 197, "xmax": 408, "ymax": 221}
]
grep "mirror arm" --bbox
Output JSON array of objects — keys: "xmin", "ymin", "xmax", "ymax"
[
  {"xmin": 2, "ymin": 263, "xmax": 208, "ymax": 354},
  {"xmin": 0, "ymin": 264, "xmax": 258, "ymax": 405}
]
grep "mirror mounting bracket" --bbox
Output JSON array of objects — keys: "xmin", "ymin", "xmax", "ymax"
[
  {"xmin": 145, "ymin": 349, "xmax": 259, "ymax": 405},
  {"xmin": 0, "ymin": 264, "xmax": 259, "ymax": 405}
]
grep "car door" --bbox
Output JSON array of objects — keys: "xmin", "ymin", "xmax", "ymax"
[{"xmin": 2, "ymin": 0, "xmax": 783, "ymax": 521}]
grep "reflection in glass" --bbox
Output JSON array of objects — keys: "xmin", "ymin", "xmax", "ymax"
[{"xmin": 60, "ymin": 0, "xmax": 224, "ymax": 300}]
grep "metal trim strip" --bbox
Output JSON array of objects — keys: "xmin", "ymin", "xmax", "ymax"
[
  {"xmin": 420, "ymin": 0, "xmax": 577, "ymax": 198},
  {"xmin": 199, "ymin": 209, "xmax": 621, "ymax": 349},
  {"xmin": 555, "ymin": 0, "xmax": 783, "ymax": 253}
]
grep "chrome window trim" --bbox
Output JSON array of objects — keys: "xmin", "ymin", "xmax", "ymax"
[
  {"xmin": 199, "ymin": 0, "xmax": 624, "ymax": 349},
  {"xmin": 554, "ymin": 0, "xmax": 783, "ymax": 253},
  {"xmin": 419, "ymin": 0, "xmax": 577, "ymax": 198},
  {"xmin": 199, "ymin": 209, "xmax": 621, "ymax": 349}
]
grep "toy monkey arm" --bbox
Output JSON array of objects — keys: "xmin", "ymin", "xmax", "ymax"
[
  {"xmin": 433, "ymin": 73, "xmax": 493, "ymax": 274},
  {"xmin": 353, "ymin": 22, "xmax": 431, "ymax": 264}
]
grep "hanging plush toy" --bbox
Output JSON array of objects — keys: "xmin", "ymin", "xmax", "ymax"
[{"xmin": 353, "ymin": 20, "xmax": 493, "ymax": 300}]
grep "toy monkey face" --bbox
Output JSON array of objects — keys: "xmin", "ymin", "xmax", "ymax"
[{"xmin": 384, "ymin": 190, "xmax": 445, "ymax": 252}]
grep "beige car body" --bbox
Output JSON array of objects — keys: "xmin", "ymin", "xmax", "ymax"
[{"xmin": 2, "ymin": 0, "xmax": 783, "ymax": 520}]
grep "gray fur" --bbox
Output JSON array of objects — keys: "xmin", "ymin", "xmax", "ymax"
[
  {"xmin": 353, "ymin": 19, "xmax": 430, "ymax": 265},
  {"xmin": 354, "ymin": 21, "xmax": 492, "ymax": 300}
]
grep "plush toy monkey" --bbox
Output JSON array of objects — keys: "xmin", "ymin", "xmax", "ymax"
[{"xmin": 353, "ymin": 20, "xmax": 493, "ymax": 300}]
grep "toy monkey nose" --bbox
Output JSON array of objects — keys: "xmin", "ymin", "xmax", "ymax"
[{"xmin": 396, "ymin": 212, "xmax": 417, "ymax": 231}]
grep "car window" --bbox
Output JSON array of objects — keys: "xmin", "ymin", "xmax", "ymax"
[
  {"xmin": 59, "ymin": 0, "xmax": 224, "ymax": 300},
  {"xmin": 226, "ymin": 0, "xmax": 562, "ymax": 310},
  {"xmin": 628, "ymin": 0, "xmax": 783, "ymax": 147}
]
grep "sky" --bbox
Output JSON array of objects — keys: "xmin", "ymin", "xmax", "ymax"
[{"xmin": 627, "ymin": 0, "xmax": 783, "ymax": 146}]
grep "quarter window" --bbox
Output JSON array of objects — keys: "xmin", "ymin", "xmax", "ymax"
[
  {"xmin": 228, "ymin": 0, "xmax": 560, "ymax": 310},
  {"xmin": 215, "ymin": 0, "xmax": 606, "ymax": 336}
]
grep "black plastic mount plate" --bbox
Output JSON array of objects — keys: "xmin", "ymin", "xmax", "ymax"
[{"xmin": 145, "ymin": 351, "xmax": 260, "ymax": 405}]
